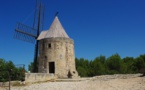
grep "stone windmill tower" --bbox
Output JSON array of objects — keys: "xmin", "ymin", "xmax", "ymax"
[{"xmin": 37, "ymin": 15, "xmax": 78, "ymax": 78}]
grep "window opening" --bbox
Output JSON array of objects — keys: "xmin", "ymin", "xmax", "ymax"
[{"xmin": 48, "ymin": 43, "xmax": 51, "ymax": 48}]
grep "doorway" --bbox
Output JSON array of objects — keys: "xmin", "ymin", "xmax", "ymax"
[{"xmin": 49, "ymin": 62, "xmax": 55, "ymax": 73}]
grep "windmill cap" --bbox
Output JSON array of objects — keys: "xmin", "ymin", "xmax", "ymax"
[{"xmin": 37, "ymin": 16, "xmax": 69, "ymax": 40}]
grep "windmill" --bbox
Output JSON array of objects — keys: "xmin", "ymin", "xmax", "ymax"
[{"xmin": 14, "ymin": 0, "xmax": 45, "ymax": 72}]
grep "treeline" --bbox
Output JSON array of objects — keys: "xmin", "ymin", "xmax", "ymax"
[
  {"xmin": 76, "ymin": 54, "xmax": 145, "ymax": 77},
  {"xmin": 0, "ymin": 58, "xmax": 25, "ymax": 82}
]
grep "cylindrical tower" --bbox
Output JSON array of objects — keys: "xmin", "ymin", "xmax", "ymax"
[{"xmin": 37, "ymin": 16, "xmax": 78, "ymax": 78}]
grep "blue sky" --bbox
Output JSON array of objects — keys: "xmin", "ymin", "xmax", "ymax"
[{"xmin": 0, "ymin": 0, "xmax": 145, "ymax": 70}]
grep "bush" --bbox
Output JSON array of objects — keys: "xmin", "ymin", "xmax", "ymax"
[
  {"xmin": 0, "ymin": 58, "xmax": 25, "ymax": 82},
  {"xmin": 76, "ymin": 54, "xmax": 145, "ymax": 77}
]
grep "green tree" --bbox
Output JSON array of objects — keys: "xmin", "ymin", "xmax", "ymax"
[
  {"xmin": 0, "ymin": 58, "xmax": 26, "ymax": 82},
  {"xmin": 106, "ymin": 54, "xmax": 123, "ymax": 74},
  {"xmin": 77, "ymin": 66, "xmax": 88, "ymax": 77},
  {"xmin": 75, "ymin": 58, "xmax": 90, "ymax": 77},
  {"xmin": 92, "ymin": 57, "xmax": 106, "ymax": 75},
  {"xmin": 28, "ymin": 62, "xmax": 34, "ymax": 72},
  {"xmin": 123, "ymin": 57, "xmax": 134, "ymax": 73},
  {"xmin": 133, "ymin": 57, "xmax": 145, "ymax": 72}
]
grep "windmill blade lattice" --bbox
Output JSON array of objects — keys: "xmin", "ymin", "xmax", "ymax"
[{"xmin": 14, "ymin": 22, "xmax": 37, "ymax": 43}]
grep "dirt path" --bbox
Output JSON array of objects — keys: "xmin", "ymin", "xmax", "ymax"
[{"xmin": 1, "ymin": 74, "xmax": 145, "ymax": 90}]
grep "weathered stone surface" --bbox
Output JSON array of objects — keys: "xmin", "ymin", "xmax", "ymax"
[
  {"xmin": 25, "ymin": 73, "xmax": 57, "ymax": 83},
  {"xmin": 38, "ymin": 37, "xmax": 78, "ymax": 78}
]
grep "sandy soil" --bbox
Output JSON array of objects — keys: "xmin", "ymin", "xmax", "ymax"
[{"xmin": 1, "ymin": 74, "xmax": 145, "ymax": 90}]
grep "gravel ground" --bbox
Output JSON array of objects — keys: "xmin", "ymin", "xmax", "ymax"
[{"xmin": 1, "ymin": 74, "xmax": 145, "ymax": 90}]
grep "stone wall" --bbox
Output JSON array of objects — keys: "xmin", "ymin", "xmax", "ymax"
[
  {"xmin": 38, "ymin": 37, "xmax": 78, "ymax": 78},
  {"xmin": 25, "ymin": 73, "xmax": 57, "ymax": 83}
]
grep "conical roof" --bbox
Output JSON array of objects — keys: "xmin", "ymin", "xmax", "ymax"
[{"xmin": 37, "ymin": 16, "xmax": 69, "ymax": 40}]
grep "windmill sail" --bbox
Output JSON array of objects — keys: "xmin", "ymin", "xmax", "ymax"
[
  {"xmin": 14, "ymin": 22, "xmax": 37, "ymax": 43},
  {"xmin": 14, "ymin": 1, "xmax": 45, "ymax": 72}
]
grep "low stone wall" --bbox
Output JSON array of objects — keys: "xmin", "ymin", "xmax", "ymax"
[
  {"xmin": 25, "ymin": 73, "xmax": 57, "ymax": 83},
  {"xmin": 0, "ymin": 73, "xmax": 57, "ymax": 86}
]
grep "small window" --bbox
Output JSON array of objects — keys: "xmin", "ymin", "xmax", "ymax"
[
  {"xmin": 48, "ymin": 43, "xmax": 51, "ymax": 48},
  {"xmin": 45, "ymin": 56, "xmax": 47, "ymax": 59}
]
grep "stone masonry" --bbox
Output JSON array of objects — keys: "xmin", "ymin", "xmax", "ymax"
[{"xmin": 37, "ymin": 16, "xmax": 78, "ymax": 78}]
